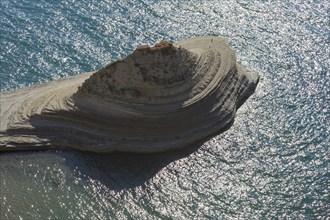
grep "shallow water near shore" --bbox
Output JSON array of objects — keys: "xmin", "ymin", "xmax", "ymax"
[{"xmin": 1, "ymin": 0, "xmax": 329, "ymax": 219}]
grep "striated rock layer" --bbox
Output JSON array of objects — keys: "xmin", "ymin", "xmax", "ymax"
[{"xmin": 0, "ymin": 37, "xmax": 259, "ymax": 152}]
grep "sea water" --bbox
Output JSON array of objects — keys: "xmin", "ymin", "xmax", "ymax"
[{"xmin": 0, "ymin": 0, "xmax": 329, "ymax": 219}]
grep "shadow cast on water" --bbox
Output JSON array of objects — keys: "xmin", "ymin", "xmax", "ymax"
[
  {"xmin": 3, "ymin": 115, "xmax": 235, "ymax": 191},
  {"xmin": 60, "ymin": 118, "xmax": 236, "ymax": 191},
  {"xmin": 66, "ymin": 142, "xmax": 202, "ymax": 191}
]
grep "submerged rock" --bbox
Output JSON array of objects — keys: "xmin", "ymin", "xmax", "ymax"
[{"xmin": 0, "ymin": 37, "xmax": 259, "ymax": 152}]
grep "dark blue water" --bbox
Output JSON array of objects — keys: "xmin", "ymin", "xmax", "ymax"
[{"xmin": 1, "ymin": 0, "xmax": 329, "ymax": 219}]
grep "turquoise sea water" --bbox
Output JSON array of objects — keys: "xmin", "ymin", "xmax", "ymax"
[{"xmin": 1, "ymin": 0, "xmax": 329, "ymax": 219}]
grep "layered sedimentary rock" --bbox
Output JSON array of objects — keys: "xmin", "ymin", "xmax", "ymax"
[{"xmin": 0, "ymin": 37, "xmax": 259, "ymax": 152}]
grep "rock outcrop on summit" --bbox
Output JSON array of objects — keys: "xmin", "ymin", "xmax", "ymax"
[{"xmin": 0, "ymin": 37, "xmax": 259, "ymax": 152}]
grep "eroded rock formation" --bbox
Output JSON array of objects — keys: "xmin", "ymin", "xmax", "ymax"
[{"xmin": 0, "ymin": 37, "xmax": 259, "ymax": 152}]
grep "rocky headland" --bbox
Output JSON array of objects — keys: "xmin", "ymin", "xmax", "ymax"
[{"xmin": 0, "ymin": 37, "xmax": 259, "ymax": 152}]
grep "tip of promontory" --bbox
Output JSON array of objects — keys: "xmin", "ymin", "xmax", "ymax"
[{"xmin": 135, "ymin": 41, "xmax": 176, "ymax": 55}]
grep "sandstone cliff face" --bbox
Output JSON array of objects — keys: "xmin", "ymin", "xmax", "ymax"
[{"xmin": 0, "ymin": 37, "xmax": 259, "ymax": 152}]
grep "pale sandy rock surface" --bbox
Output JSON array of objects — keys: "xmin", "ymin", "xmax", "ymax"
[{"xmin": 0, "ymin": 37, "xmax": 259, "ymax": 152}]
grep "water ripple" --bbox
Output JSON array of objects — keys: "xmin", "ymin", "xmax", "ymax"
[{"xmin": 1, "ymin": 0, "xmax": 329, "ymax": 219}]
